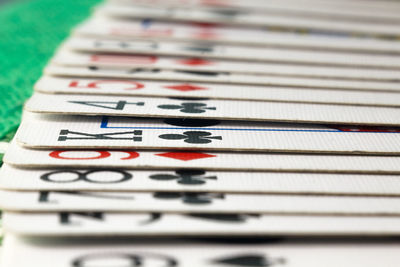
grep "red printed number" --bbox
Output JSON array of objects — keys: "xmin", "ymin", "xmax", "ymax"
[
  {"xmin": 68, "ymin": 80, "xmax": 145, "ymax": 90},
  {"xmin": 111, "ymin": 27, "xmax": 173, "ymax": 37},
  {"xmin": 49, "ymin": 150, "xmax": 139, "ymax": 160},
  {"xmin": 90, "ymin": 54, "xmax": 157, "ymax": 64}
]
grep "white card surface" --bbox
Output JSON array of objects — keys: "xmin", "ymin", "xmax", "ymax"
[
  {"xmin": 15, "ymin": 113, "xmax": 400, "ymax": 154},
  {"xmin": 35, "ymin": 76, "xmax": 400, "ymax": 108},
  {"xmin": 3, "ymin": 235, "xmax": 400, "ymax": 267},
  {"xmin": 75, "ymin": 16, "xmax": 400, "ymax": 53},
  {"xmin": 97, "ymin": 3, "xmax": 400, "ymax": 38},
  {"xmin": 6, "ymin": 211, "xmax": 400, "ymax": 236},
  {"xmin": 52, "ymin": 50, "xmax": 400, "ymax": 82},
  {"xmin": 7, "ymin": 140, "xmax": 400, "ymax": 174},
  {"xmin": 25, "ymin": 92, "xmax": 400, "ymax": 126},
  {"xmin": 63, "ymin": 36, "xmax": 400, "ymax": 69},
  {"xmin": 108, "ymin": 0, "xmax": 400, "ymax": 21},
  {"xmin": 2, "ymin": 190, "xmax": 400, "ymax": 215},
  {"xmin": 4, "ymin": 164, "xmax": 400, "ymax": 196},
  {"xmin": 45, "ymin": 65, "xmax": 400, "ymax": 92}
]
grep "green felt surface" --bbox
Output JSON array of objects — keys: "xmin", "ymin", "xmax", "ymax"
[{"xmin": 0, "ymin": 0, "xmax": 101, "ymax": 140}]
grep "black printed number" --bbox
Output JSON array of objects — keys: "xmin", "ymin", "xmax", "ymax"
[
  {"xmin": 68, "ymin": 100, "xmax": 144, "ymax": 110},
  {"xmin": 40, "ymin": 169, "xmax": 132, "ymax": 184}
]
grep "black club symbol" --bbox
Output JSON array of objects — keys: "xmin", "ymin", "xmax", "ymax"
[
  {"xmin": 181, "ymin": 45, "xmax": 214, "ymax": 53},
  {"xmin": 149, "ymin": 169, "xmax": 217, "ymax": 185},
  {"xmin": 153, "ymin": 192, "xmax": 224, "ymax": 205},
  {"xmin": 157, "ymin": 102, "xmax": 216, "ymax": 114},
  {"xmin": 159, "ymin": 131, "xmax": 222, "ymax": 144},
  {"xmin": 186, "ymin": 213, "xmax": 260, "ymax": 223}
]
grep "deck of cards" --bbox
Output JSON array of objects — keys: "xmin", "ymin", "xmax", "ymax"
[{"xmin": 2, "ymin": 0, "xmax": 400, "ymax": 265}]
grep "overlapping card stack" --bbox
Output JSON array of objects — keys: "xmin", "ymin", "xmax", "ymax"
[{"xmin": 2, "ymin": 0, "xmax": 400, "ymax": 265}]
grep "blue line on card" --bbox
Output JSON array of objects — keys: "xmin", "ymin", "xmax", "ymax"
[
  {"xmin": 141, "ymin": 19, "xmax": 153, "ymax": 28},
  {"xmin": 99, "ymin": 117, "xmax": 400, "ymax": 133},
  {"xmin": 101, "ymin": 116, "xmax": 109, "ymax": 128},
  {"xmin": 99, "ymin": 116, "xmax": 341, "ymax": 132}
]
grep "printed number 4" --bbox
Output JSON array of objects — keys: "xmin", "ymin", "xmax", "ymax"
[{"xmin": 68, "ymin": 100, "xmax": 144, "ymax": 110}]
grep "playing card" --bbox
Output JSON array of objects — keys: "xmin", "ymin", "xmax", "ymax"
[
  {"xmin": 3, "ymin": 235, "xmax": 400, "ymax": 267},
  {"xmin": 97, "ymin": 3, "xmax": 400, "ymax": 38},
  {"xmin": 35, "ymin": 76, "xmax": 400, "ymax": 108},
  {"xmin": 1, "ymin": 189, "xmax": 400, "ymax": 215},
  {"xmin": 108, "ymin": 0, "xmax": 400, "ymax": 20},
  {"xmin": 3, "ymin": 164, "xmax": 400, "ymax": 195},
  {"xmin": 5, "ymin": 139, "xmax": 400, "ymax": 174},
  {"xmin": 15, "ymin": 112, "xmax": 400, "ymax": 154},
  {"xmin": 62, "ymin": 36, "xmax": 400, "ymax": 69},
  {"xmin": 5, "ymin": 211, "xmax": 400, "ymax": 236},
  {"xmin": 51, "ymin": 50, "xmax": 400, "ymax": 81},
  {"xmin": 45, "ymin": 65, "xmax": 400, "ymax": 92},
  {"xmin": 74, "ymin": 17, "xmax": 400, "ymax": 53},
  {"xmin": 24, "ymin": 92, "xmax": 400, "ymax": 126},
  {"xmin": 4, "ymin": 0, "xmax": 400, "ymax": 263}
]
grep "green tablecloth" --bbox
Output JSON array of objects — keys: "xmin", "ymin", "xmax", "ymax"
[{"xmin": 0, "ymin": 0, "xmax": 100, "ymax": 140}]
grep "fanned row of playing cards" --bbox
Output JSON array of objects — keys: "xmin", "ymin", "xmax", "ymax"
[{"xmin": 3, "ymin": 0, "xmax": 400, "ymax": 265}]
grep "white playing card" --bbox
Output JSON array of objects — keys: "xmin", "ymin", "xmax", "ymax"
[
  {"xmin": 108, "ymin": 0, "xmax": 400, "ymax": 22},
  {"xmin": 3, "ymin": 234, "xmax": 400, "ymax": 267},
  {"xmin": 6, "ymin": 211, "xmax": 400, "ymax": 236},
  {"xmin": 3, "ymin": 164, "xmax": 400, "ymax": 195},
  {"xmin": 74, "ymin": 16, "xmax": 400, "ymax": 53},
  {"xmin": 35, "ymin": 76, "xmax": 400, "ymax": 108},
  {"xmin": 15, "ymin": 112, "xmax": 400, "ymax": 154},
  {"xmin": 2, "ymin": 189, "xmax": 400, "ymax": 215},
  {"xmin": 75, "ymin": 17, "xmax": 400, "ymax": 54},
  {"xmin": 24, "ymin": 92, "xmax": 400, "ymax": 126},
  {"xmin": 97, "ymin": 3, "xmax": 400, "ymax": 38},
  {"xmin": 6, "ymin": 139, "xmax": 400, "ymax": 174},
  {"xmin": 45, "ymin": 65, "xmax": 400, "ymax": 92},
  {"xmin": 51, "ymin": 50, "xmax": 400, "ymax": 82},
  {"xmin": 62, "ymin": 36, "xmax": 400, "ymax": 69}
]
